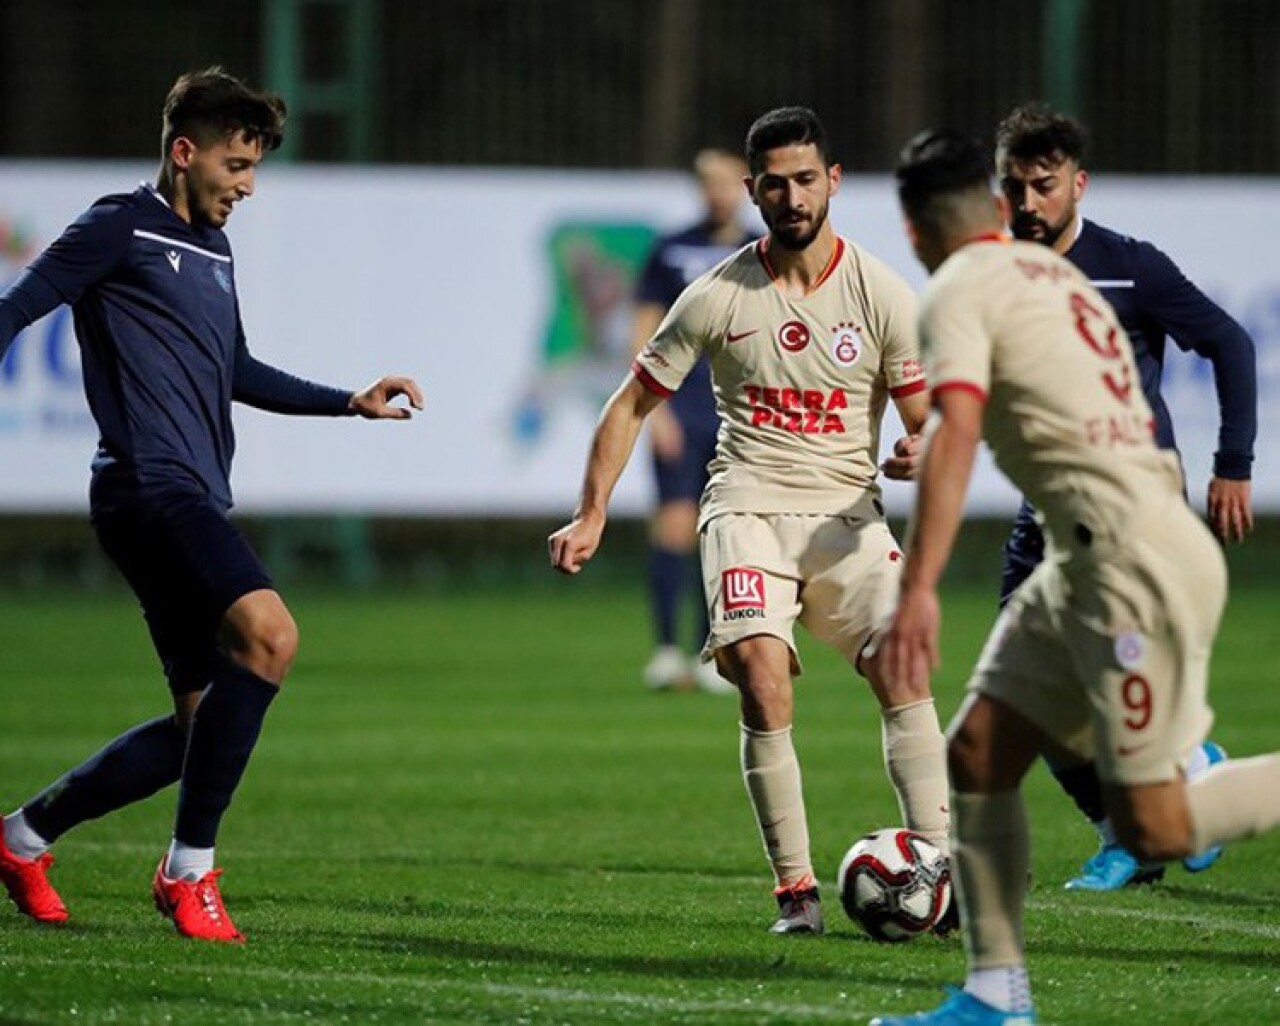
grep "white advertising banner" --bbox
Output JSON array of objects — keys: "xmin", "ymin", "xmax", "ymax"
[{"xmin": 0, "ymin": 163, "xmax": 1275, "ymax": 515}]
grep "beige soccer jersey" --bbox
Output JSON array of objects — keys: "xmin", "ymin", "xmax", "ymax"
[
  {"xmin": 919, "ymin": 236, "xmax": 1184, "ymax": 543},
  {"xmin": 632, "ymin": 236, "xmax": 925, "ymax": 526}
]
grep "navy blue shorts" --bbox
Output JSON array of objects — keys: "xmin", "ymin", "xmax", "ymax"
[
  {"xmin": 999, "ymin": 499, "xmax": 1046, "ymax": 607},
  {"xmin": 91, "ymin": 474, "xmax": 274, "ymax": 696},
  {"xmin": 652, "ymin": 420, "xmax": 717, "ymax": 504}
]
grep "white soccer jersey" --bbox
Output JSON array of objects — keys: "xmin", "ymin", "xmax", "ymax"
[
  {"xmin": 632, "ymin": 236, "xmax": 924, "ymax": 524},
  {"xmin": 919, "ymin": 236, "xmax": 1184, "ymax": 544}
]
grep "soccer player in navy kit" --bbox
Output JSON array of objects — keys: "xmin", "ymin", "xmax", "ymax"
[
  {"xmin": 995, "ymin": 103, "xmax": 1256, "ymax": 890},
  {"xmin": 630, "ymin": 148, "xmax": 756, "ymax": 693},
  {"xmin": 0, "ymin": 68, "xmax": 422, "ymax": 942}
]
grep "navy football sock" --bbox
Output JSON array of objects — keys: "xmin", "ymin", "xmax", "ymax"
[
  {"xmin": 174, "ymin": 660, "xmax": 278, "ymax": 849},
  {"xmin": 22, "ymin": 715, "xmax": 186, "ymax": 843},
  {"xmin": 648, "ymin": 546, "xmax": 686, "ymax": 647},
  {"xmin": 1049, "ymin": 760, "xmax": 1107, "ymax": 825}
]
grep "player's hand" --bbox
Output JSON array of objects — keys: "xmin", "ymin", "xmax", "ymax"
[
  {"xmin": 881, "ymin": 433, "xmax": 922, "ymax": 481},
  {"xmin": 350, "ymin": 376, "xmax": 425, "ymax": 420},
  {"xmin": 880, "ymin": 585, "xmax": 940, "ymax": 692},
  {"xmin": 648, "ymin": 406, "xmax": 685, "ymax": 462},
  {"xmin": 548, "ymin": 511, "xmax": 606, "ymax": 575},
  {"xmin": 1207, "ymin": 476, "xmax": 1253, "ymax": 543}
]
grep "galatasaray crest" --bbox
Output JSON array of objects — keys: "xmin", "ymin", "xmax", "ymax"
[{"xmin": 830, "ymin": 321, "xmax": 863, "ymax": 367}]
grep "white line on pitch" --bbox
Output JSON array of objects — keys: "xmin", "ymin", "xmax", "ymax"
[{"xmin": 1025, "ymin": 898, "xmax": 1280, "ymax": 939}]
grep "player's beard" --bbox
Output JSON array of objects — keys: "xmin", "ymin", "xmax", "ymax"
[
  {"xmin": 1012, "ymin": 205, "xmax": 1074, "ymax": 249},
  {"xmin": 765, "ymin": 200, "xmax": 829, "ymax": 252}
]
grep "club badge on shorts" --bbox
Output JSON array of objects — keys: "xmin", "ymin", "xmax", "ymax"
[
  {"xmin": 1114, "ymin": 630, "xmax": 1146, "ymax": 670},
  {"xmin": 830, "ymin": 322, "xmax": 863, "ymax": 367}
]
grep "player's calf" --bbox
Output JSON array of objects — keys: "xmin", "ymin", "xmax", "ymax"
[{"xmin": 1105, "ymin": 781, "xmax": 1196, "ymax": 864}]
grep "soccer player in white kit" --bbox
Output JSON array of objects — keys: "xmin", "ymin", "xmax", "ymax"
[
  {"xmin": 550, "ymin": 107, "xmax": 951, "ymax": 935},
  {"xmin": 872, "ymin": 129, "xmax": 1280, "ymax": 1026}
]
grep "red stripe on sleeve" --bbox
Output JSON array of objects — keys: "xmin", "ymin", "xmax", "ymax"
[
  {"xmin": 631, "ymin": 360, "xmax": 674, "ymax": 398},
  {"xmin": 932, "ymin": 380, "xmax": 988, "ymax": 404},
  {"xmin": 889, "ymin": 378, "xmax": 928, "ymax": 399}
]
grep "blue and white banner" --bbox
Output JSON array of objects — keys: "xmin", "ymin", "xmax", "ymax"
[{"xmin": 0, "ymin": 164, "xmax": 1275, "ymax": 515}]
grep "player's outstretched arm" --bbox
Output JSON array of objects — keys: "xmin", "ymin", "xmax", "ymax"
[
  {"xmin": 549, "ymin": 374, "xmax": 664, "ymax": 575},
  {"xmin": 349, "ymin": 376, "xmax": 424, "ymax": 420},
  {"xmin": 0, "ymin": 269, "xmax": 68, "ymax": 363}
]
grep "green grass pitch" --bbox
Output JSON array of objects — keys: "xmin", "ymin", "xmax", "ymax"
[{"xmin": 1, "ymin": 581, "xmax": 1277, "ymax": 1025}]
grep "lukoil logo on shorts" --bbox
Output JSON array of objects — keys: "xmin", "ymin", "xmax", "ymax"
[{"xmin": 723, "ymin": 567, "xmax": 765, "ymax": 620}]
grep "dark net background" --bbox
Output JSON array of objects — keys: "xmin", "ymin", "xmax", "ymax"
[{"xmin": 1, "ymin": 0, "xmax": 1276, "ymax": 172}]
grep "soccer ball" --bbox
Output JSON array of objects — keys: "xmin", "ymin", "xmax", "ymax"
[{"xmin": 837, "ymin": 828, "xmax": 952, "ymax": 942}]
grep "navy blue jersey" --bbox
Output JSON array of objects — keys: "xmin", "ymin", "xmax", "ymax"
[
  {"xmin": 1000, "ymin": 218, "xmax": 1257, "ymax": 604},
  {"xmin": 1068, "ymin": 219, "xmax": 1256, "ymax": 478},
  {"xmin": 0, "ymin": 185, "xmax": 352, "ymax": 510},
  {"xmin": 635, "ymin": 222, "xmax": 755, "ymax": 426}
]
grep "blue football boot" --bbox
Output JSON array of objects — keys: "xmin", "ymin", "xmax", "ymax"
[
  {"xmin": 1183, "ymin": 740, "xmax": 1228, "ymax": 873},
  {"xmin": 1064, "ymin": 842, "xmax": 1164, "ymax": 891},
  {"xmin": 870, "ymin": 987, "xmax": 1037, "ymax": 1025}
]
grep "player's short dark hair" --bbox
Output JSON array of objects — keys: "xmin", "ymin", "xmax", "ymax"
[
  {"xmin": 995, "ymin": 102, "xmax": 1088, "ymax": 167},
  {"xmin": 894, "ymin": 128, "xmax": 992, "ymax": 221},
  {"xmin": 161, "ymin": 67, "xmax": 287, "ymax": 157},
  {"xmin": 745, "ymin": 107, "xmax": 832, "ymax": 176}
]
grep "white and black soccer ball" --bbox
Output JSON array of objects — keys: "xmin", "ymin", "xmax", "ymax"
[{"xmin": 837, "ymin": 828, "xmax": 952, "ymax": 942}]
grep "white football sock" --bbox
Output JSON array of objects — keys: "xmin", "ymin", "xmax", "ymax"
[
  {"xmin": 1183, "ymin": 743, "xmax": 1212, "ymax": 780},
  {"xmin": 965, "ymin": 964, "xmax": 1034, "ymax": 1014},
  {"xmin": 952, "ymin": 791, "xmax": 1030, "ymax": 970},
  {"xmin": 3, "ymin": 809, "xmax": 51, "ymax": 861},
  {"xmin": 740, "ymin": 724, "xmax": 812, "ymax": 888},
  {"xmin": 882, "ymin": 699, "xmax": 951, "ymax": 856},
  {"xmin": 1187, "ymin": 755, "xmax": 1280, "ymax": 854},
  {"xmin": 166, "ymin": 839, "xmax": 215, "ymax": 882}
]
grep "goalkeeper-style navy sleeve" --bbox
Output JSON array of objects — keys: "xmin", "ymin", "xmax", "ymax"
[
  {"xmin": 0, "ymin": 267, "xmax": 71, "ymax": 358},
  {"xmin": 1130, "ymin": 239, "xmax": 1256, "ymax": 479},
  {"xmin": 232, "ymin": 327, "xmax": 353, "ymax": 416}
]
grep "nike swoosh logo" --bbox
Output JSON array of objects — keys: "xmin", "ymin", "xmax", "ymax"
[
  {"xmin": 1117, "ymin": 742, "xmax": 1151, "ymax": 757},
  {"xmin": 725, "ymin": 328, "xmax": 758, "ymax": 343}
]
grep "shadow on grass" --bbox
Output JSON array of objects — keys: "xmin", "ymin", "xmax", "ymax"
[{"xmin": 264, "ymin": 918, "xmax": 944, "ymax": 990}]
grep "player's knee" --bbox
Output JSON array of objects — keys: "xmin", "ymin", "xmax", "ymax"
[
  {"xmin": 860, "ymin": 643, "xmax": 931, "ymax": 705},
  {"xmin": 739, "ymin": 675, "xmax": 791, "ymax": 728},
  {"xmin": 946, "ymin": 724, "xmax": 988, "ymax": 791},
  {"xmin": 259, "ymin": 616, "xmax": 299, "ymax": 682},
  {"xmin": 946, "ymin": 712, "xmax": 1024, "ymax": 791},
  {"xmin": 724, "ymin": 646, "xmax": 792, "ymax": 729},
  {"xmin": 233, "ymin": 611, "xmax": 298, "ymax": 685}
]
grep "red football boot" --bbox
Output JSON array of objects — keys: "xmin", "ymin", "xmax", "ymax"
[
  {"xmin": 152, "ymin": 856, "xmax": 245, "ymax": 943},
  {"xmin": 0, "ymin": 830, "xmax": 68, "ymax": 924}
]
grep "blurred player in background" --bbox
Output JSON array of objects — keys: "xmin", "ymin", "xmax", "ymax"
[
  {"xmin": 995, "ymin": 103, "xmax": 1257, "ymax": 891},
  {"xmin": 876, "ymin": 129, "xmax": 1280, "ymax": 1026},
  {"xmin": 0, "ymin": 68, "xmax": 421, "ymax": 942},
  {"xmin": 551, "ymin": 107, "xmax": 951, "ymax": 936},
  {"xmin": 630, "ymin": 148, "xmax": 756, "ymax": 694}
]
